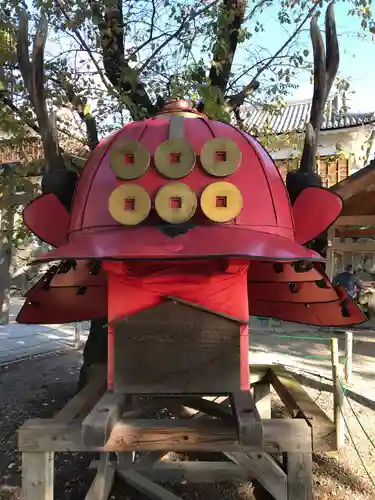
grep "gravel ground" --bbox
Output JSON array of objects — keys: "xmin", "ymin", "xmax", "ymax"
[{"xmin": 0, "ymin": 351, "xmax": 374, "ymax": 500}]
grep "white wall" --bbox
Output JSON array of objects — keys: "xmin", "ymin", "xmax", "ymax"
[{"xmin": 270, "ymin": 124, "xmax": 374, "ymax": 172}]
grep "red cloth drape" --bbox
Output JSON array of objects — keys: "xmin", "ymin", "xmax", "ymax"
[{"xmin": 104, "ymin": 259, "xmax": 250, "ymax": 391}]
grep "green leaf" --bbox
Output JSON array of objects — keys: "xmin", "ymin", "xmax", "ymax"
[{"xmin": 83, "ymin": 103, "xmax": 91, "ymax": 116}]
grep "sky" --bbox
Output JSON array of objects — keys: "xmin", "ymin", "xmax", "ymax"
[
  {"xmin": 241, "ymin": 2, "xmax": 375, "ymax": 113},
  {"xmin": 28, "ymin": 0, "xmax": 375, "ymax": 115}
]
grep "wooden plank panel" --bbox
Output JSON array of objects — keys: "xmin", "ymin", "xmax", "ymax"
[
  {"xmin": 113, "ymin": 301, "xmax": 241, "ymax": 394},
  {"xmin": 335, "ymin": 215, "xmax": 375, "ymax": 226},
  {"xmin": 18, "ymin": 418, "xmax": 311, "ymax": 453}
]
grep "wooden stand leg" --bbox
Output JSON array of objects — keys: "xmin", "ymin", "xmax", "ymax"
[
  {"xmin": 284, "ymin": 452, "xmax": 313, "ymax": 500},
  {"xmin": 85, "ymin": 453, "xmax": 115, "ymax": 500},
  {"xmin": 22, "ymin": 452, "xmax": 54, "ymax": 500}
]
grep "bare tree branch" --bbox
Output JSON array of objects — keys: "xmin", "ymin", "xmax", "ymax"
[
  {"xmin": 55, "ymin": 0, "xmax": 114, "ymax": 97},
  {"xmin": 87, "ymin": 0, "xmax": 157, "ymax": 119},
  {"xmin": 17, "ymin": 11, "xmax": 66, "ymax": 174},
  {"xmin": 226, "ymin": 1, "xmax": 320, "ymax": 111}
]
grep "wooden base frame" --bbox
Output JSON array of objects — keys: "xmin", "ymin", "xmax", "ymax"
[{"xmin": 18, "ymin": 364, "xmax": 337, "ymax": 500}]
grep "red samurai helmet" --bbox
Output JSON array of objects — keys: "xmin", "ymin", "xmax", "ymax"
[
  {"xmin": 19, "ymin": 99, "xmax": 366, "ymax": 328},
  {"xmin": 24, "ymin": 99, "xmax": 341, "ymax": 262}
]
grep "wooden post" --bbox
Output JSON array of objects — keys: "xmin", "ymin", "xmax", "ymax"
[
  {"xmin": 285, "ymin": 452, "xmax": 313, "ymax": 500},
  {"xmin": 75, "ymin": 322, "xmax": 81, "ymax": 348},
  {"xmin": 330, "ymin": 338, "xmax": 345, "ymax": 450},
  {"xmin": 22, "ymin": 451, "xmax": 54, "ymax": 500},
  {"xmin": 0, "ymin": 164, "xmax": 15, "ymax": 325},
  {"xmin": 326, "ymin": 226, "xmax": 335, "ymax": 281},
  {"xmin": 344, "ymin": 331, "xmax": 353, "ymax": 385}
]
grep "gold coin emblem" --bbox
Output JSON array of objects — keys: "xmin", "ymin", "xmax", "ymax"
[
  {"xmin": 109, "ymin": 139, "xmax": 150, "ymax": 180},
  {"xmin": 200, "ymin": 137, "xmax": 242, "ymax": 177},
  {"xmin": 108, "ymin": 184, "xmax": 151, "ymax": 226},
  {"xmin": 155, "ymin": 183, "xmax": 197, "ymax": 224},
  {"xmin": 154, "ymin": 139, "xmax": 196, "ymax": 179},
  {"xmin": 200, "ymin": 182, "xmax": 243, "ymax": 223}
]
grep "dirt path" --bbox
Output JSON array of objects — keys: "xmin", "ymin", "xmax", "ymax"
[{"xmin": 0, "ymin": 351, "xmax": 374, "ymax": 500}]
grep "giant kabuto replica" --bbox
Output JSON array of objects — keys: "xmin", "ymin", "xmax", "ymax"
[
  {"xmin": 18, "ymin": 91, "xmax": 366, "ymax": 393},
  {"xmin": 15, "ymin": 4, "xmax": 366, "ymax": 500}
]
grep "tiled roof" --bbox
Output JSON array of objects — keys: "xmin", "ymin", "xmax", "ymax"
[{"xmin": 243, "ymin": 99, "xmax": 375, "ymax": 134}]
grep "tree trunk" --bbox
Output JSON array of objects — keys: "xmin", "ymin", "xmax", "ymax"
[
  {"xmin": 78, "ymin": 316, "xmax": 108, "ymax": 390},
  {"xmin": 0, "ymin": 164, "xmax": 15, "ymax": 325}
]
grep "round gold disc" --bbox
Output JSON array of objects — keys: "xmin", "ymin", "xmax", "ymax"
[
  {"xmin": 109, "ymin": 139, "xmax": 150, "ymax": 180},
  {"xmin": 200, "ymin": 137, "xmax": 242, "ymax": 177},
  {"xmin": 108, "ymin": 184, "xmax": 151, "ymax": 226},
  {"xmin": 200, "ymin": 182, "xmax": 243, "ymax": 223},
  {"xmin": 154, "ymin": 139, "xmax": 196, "ymax": 179},
  {"xmin": 155, "ymin": 183, "xmax": 197, "ymax": 224}
]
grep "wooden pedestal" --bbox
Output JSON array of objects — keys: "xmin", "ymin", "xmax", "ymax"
[{"xmin": 18, "ymin": 364, "xmax": 337, "ymax": 500}]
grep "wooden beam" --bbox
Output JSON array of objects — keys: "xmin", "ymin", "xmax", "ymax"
[
  {"xmin": 335, "ymin": 215, "xmax": 375, "ymax": 226},
  {"xmin": 180, "ymin": 396, "xmax": 233, "ymax": 420},
  {"xmin": 250, "ymin": 365, "xmax": 272, "ymax": 385},
  {"xmin": 336, "ymin": 228, "xmax": 375, "ymax": 238},
  {"xmin": 118, "ymin": 470, "xmax": 183, "ymax": 500},
  {"xmin": 18, "ymin": 418, "xmax": 311, "ymax": 453},
  {"xmin": 82, "ymin": 395, "xmax": 182, "ymax": 447},
  {"xmin": 54, "ymin": 364, "xmax": 107, "ymax": 421},
  {"xmin": 227, "ymin": 452, "xmax": 287, "ymax": 500},
  {"xmin": 332, "ymin": 241, "xmax": 375, "ymax": 252},
  {"xmin": 22, "ymin": 452, "xmax": 54, "ymax": 500},
  {"xmin": 331, "ymin": 163, "xmax": 375, "ymax": 201},
  {"xmin": 253, "ymin": 382, "xmax": 272, "ymax": 419},
  {"xmin": 269, "ymin": 366, "xmax": 335, "ymax": 451},
  {"xmin": 82, "ymin": 391, "xmax": 127, "ymax": 447},
  {"xmin": 131, "ymin": 461, "xmax": 253, "ymax": 483},
  {"xmin": 230, "ymin": 391, "xmax": 263, "ymax": 446}
]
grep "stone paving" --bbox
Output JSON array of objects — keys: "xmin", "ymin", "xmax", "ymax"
[{"xmin": 250, "ymin": 317, "xmax": 375, "ymax": 402}]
